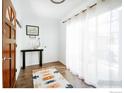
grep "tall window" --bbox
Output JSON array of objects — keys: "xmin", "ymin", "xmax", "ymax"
[{"xmin": 66, "ymin": 7, "xmax": 121, "ymax": 88}]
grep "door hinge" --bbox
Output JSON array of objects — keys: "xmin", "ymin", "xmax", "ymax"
[
  {"xmin": 15, "ymin": 68, "xmax": 17, "ymax": 72},
  {"xmin": 16, "ymin": 44, "xmax": 17, "ymax": 48}
]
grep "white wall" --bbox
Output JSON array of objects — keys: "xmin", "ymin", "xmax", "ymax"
[
  {"xmin": 21, "ymin": 17, "xmax": 60, "ymax": 66},
  {"xmin": 12, "ymin": 0, "xmax": 24, "ymax": 79},
  {"xmin": 16, "ymin": 18, "xmax": 23, "ymax": 79},
  {"xmin": 16, "ymin": 17, "xmax": 60, "ymax": 78},
  {"xmin": 15, "ymin": 17, "xmax": 60, "ymax": 79},
  {"xmin": 58, "ymin": 23, "xmax": 66, "ymax": 65}
]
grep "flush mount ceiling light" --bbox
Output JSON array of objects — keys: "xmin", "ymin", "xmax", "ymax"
[{"xmin": 50, "ymin": 0, "xmax": 65, "ymax": 4}]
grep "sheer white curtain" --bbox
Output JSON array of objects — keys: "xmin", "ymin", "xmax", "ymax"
[
  {"xmin": 66, "ymin": 0, "xmax": 122, "ymax": 88},
  {"xmin": 66, "ymin": 14, "xmax": 83, "ymax": 75}
]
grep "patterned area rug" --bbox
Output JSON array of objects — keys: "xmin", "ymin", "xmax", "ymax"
[{"xmin": 32, "ymin": 68, "xmax": 73, "ymax": 88}]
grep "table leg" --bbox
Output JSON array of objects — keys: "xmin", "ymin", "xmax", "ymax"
[
  {"xmin": 22, "ymin": 52, "xmax": 25, "ymax": 69},
  {"xmin": 39, "ymin": 51, "xmax": 42, "ymax": 66}
]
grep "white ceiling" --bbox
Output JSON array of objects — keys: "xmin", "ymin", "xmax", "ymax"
[{"xmin": 14, "ymin": 0, "xmax": 86, "ymax": 20}]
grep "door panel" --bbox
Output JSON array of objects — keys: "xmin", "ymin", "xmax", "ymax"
[
  {"xmin": 2, "ymin": 43, "xmax": 11, "ymax": 88},
  {"xmin": 2, "ymin": 20, "xmax": 11, "ymax": 88},
  {"xmin": 11, "ymin": 43, "xmax": 16, "ymax": 87},
  {"xmin": 2, "ymin": 0, "xmax": 16, "ymax": 88}
]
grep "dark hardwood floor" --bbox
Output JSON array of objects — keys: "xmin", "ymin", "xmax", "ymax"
[{"xmin": 15, "ymin": 62, "xmax": 94, "ymax": 88}]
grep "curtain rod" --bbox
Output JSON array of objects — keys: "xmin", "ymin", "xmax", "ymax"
[{"xmin": 62, "ymin": 3, "xmax": 97, "ymax": 23}]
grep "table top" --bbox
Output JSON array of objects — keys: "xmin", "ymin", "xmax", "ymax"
[{"xmin": 21, "ymin": 49, "xmax": 43, "ymax": 52}]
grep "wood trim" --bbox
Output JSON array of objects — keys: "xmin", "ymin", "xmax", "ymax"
[
  {"xmin": 13, "ymin": 80, "xmax": 16, "ymax": 88},
  {"xmin": 57, "ymin": 61, "xmax": 66, "ymax": 66}
]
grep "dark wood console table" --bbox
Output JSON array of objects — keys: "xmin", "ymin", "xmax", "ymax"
[{"xmin": 21, "ymin": 49, "xmax": 43, "ymax": 69}]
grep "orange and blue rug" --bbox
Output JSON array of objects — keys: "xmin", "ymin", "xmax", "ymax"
[{"xmin": 32, "ymin": 68, "xmax": 73, "ymax": 88}]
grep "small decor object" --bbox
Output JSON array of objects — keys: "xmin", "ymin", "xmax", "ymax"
[
  {"xmin": 31, "ymin": 37, "xmax": 41, "ymax": 49},
  {"xmin": 34, "ymin": 37, "xmax": 41, "ymax": 49},
  {"xmin": 32, "ymin": 68, "xmax": 73, "ymax": 88},
  {"xmin": 26, "ymin": 25, "xmax": 39, "ymax": 36},
  {"xmin": 50, "ymin": 0, "xmax": 65, "ymax": 4}
]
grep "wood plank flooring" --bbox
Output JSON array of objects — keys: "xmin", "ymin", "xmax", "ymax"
[{"xmin": 15, "ymin": 62, "xmax": 94, "ymax": 88}]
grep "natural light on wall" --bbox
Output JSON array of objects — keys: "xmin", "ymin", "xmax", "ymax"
[{"xmin": 66, "ymin": 0, "xmax": 122, "ymax": 88}]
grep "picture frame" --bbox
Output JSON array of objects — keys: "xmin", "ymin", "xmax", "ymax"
[{"xmin": 26, "ymin": 25, "xmax": 39, "ymax": 36}]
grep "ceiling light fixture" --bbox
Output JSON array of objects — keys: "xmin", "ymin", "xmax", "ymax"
[{"xmin": 50, "ymin": 0, "xmax": 65, "ymax": 4}]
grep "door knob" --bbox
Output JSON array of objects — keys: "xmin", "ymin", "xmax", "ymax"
[{"xmin": 2, "ymin": 57, "xmax": 12, "ymax": 61}]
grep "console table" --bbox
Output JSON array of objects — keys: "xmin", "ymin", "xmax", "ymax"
[{"xmin": 21, "ymin": 49, "xmax": 43, "ymax": 69}]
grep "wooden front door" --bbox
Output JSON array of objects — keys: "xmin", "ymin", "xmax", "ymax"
[{"xmin": 2, "ymin": 0, "xmax": 16, "ymax": 88}]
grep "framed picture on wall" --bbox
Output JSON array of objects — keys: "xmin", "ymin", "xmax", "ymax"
[{"xmin": 26, "ymin": 25, "xmax": 39, "ymax": 36}]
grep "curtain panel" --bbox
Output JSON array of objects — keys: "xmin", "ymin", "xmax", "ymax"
[{"xmin": 66, "ymin": 0, "xmax": 122, "ymax": 88}]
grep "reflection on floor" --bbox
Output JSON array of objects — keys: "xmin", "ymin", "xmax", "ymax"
[{"xmin": 15, "ymin": 61, "xmax": 94, "ymax": 88}]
